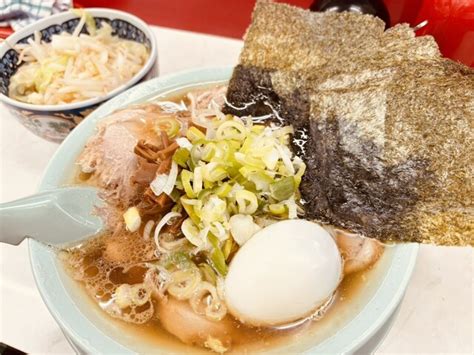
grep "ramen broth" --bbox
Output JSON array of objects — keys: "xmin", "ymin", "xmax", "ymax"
[
  {"xmin": 62, "ymin": 85, "xmax": 385, "ymax": 353},
  {"xmin": 61, "ymin": 231, "xmax": 387, "ymax": 353}
]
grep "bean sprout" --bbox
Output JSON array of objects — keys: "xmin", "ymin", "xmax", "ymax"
[{"xmin": 9, "ymin": 12, "xmax": 149, "ymax": 105}]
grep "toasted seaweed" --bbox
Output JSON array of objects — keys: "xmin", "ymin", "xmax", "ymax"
[{"xmin": 224, "ymin": 1, "xmax": 474, "ymax": 246}]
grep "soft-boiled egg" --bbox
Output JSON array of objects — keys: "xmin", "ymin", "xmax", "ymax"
[{"xmin": 224, "ymin": 219, "xmax": 342, "ymax": 327}]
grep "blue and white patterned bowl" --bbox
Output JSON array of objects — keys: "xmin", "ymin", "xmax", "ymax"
[{"xmin": 0, "ymin": 8, "xmax": 158, "ymax": 143}]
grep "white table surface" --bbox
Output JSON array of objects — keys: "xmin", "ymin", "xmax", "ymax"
[{"xmin": 0, "ymin": 25, "xmax": 472, "ymax": 355}]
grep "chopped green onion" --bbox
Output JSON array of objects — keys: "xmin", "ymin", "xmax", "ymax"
[
  {"xmin": 171, "ymin": 201, "xmax": 183, "ymax": 214},
  {"xmin": 285, "ymin": 197, "xmax": 298, "ymax": 219},
  {"xmin": 190, "ymin": 141, "xmax": 205, "ymax": 166},
  {"xmin": 201, "ymin": 142, "xmax": 217, "ymax": 162},
  {"xmin": 214, "ymin": 182, "xmax": 232, "ymax": 198},
  {"xmin": 203, "ymin": 180, "xmax": 214, "ymax": 190},
  {"xmin": 181, "ymin": 198, "xmax": 201, "ymax": 225},
  {"xmin": 199, "ymin": 263, "xmax": 217, "ymax": 285},
  {"xmin": 186, "ymin": 126, "xmax": 206, "ymax": 142},
  {"xmin": 246, "ymin": 171, "xmax": 273, "ymax": 191},
  {"xmin": 173, "ymin": 148, "xmax": 190, "ymax": 168},
  {"xmin": 203, "ymin": 162, "xmax": 227, "ymax": 182},
  {"xmin": 239, "ymin": 134, "xmax": 256, "ymax": 154},
  {"xmin": 209, "ymin": 247, "xmax": 228, "ymax": 276},
  {"xmin": 193, "ymin": 166, "xmax": 203, "ymax": 195},
  {"xmin": 210, "ymin": 221, "xmax": 228, "ymax": 241},
  {"xmin": 268, "ymin": 203, "xmax": 287, "ymax": 215},
  {"xmin": 222, "ymin": 238, "xmax": 233, "ymax": 260},
  {"xmin": 250, "ymin": 125, "xmax": 265, "ymax": 134},
  {"xmin": 175, "ymin": 178, "xmax": 184, "ymax": 190},
  {"xmin": 207, "ymin": 233, "xmax": 220, "ymax": 248},
  {"xmin": 235, "ymin": 190, "xmax": 258, "ymax": 214},
  {"xmin": 154, "ymin": 117, "xmax": 182, "ymax": 138},
  {"xmin": 169, "ymin": 188, "xmax": 182, "ymax": 202},
  {"xmin": 161, "ymin": 251, "xmax": 193, "ymax": 270},
  {"xmin": 181, "ymin": 218, "xmax": 204, "ymax": 247},
  {"xmin": 180, "ymin": 170, "xmax": 195, "ymax": 198},
  {"xmin": 270, "ymin": 176, "xmax": 296, "ymax": 201},
  {"xmin": 294, "ymin": 161, "xmax": 307, "ymax": 187},
  {"xmin": 201, "ymin": 195, "xmax": 227, "ymax": 223},
  {"xmin": 234, "ymin": 152, "xmax": 266, "ymax": 169},
  {"xmin": 227, "ymin": 140, "xmax": 242, "ymax": 151},
  {"xmin": 273, "ymin": 125, "xmax": 294, "ymax": 138},
  {"xmin": 214, "ymin": 140, "xmax": 235, "ymax": 162},
  {"xmin": 215, "ymin": 120, "xmax": 247, "ymax": 141},
  {"xmin": 262, "ymin": 148, "xmax": 280, "ymax": 170},
  {"xmin": 197, "ymin": 189, "xmax": 213, "ymax": 201},
  {"xmin": 229, "ymin": 214, "xmax": 261, "ymax": 245},
  {"xmin": 171, "ymin": 115, "xmax": 304, "ymax": 259}
]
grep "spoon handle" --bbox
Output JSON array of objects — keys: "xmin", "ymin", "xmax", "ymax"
[{"xmin": 0, "ymin": 192, "xmax": 53, "ymax": 245}]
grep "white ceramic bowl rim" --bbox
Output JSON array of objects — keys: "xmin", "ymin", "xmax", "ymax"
[
  {"xmin": 29, "ymin": 66, "xmax": 418, "ymax": 354},
  {"xmin": 0, "ymin": 8, "xmax": 157, "ymax": 112}
]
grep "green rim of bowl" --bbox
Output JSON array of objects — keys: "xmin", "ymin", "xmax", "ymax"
[{"xmin": 29, "ymin": 66, "xmax": 418, "ymax": 354}]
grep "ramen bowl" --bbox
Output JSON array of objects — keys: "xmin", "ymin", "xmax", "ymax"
[
  {"xmin": 0, "ymin": 8, "xmax": 158, "ymax": 143},
  {"xmin": 30, "ymin": 67, "xmax": 418, "ymax": 353}
]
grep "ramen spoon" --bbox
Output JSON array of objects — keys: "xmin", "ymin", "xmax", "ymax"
[{"xmin": 0, "ymin": 186, "xmax": 103, "ymax": 246}]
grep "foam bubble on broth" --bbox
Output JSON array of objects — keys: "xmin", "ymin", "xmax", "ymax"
[{"xmin": 61, "ymin": 230, "xmax": 157, "ymax": 324}]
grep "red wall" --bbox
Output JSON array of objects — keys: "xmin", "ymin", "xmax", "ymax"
[
  {"xmin": 77, "ymin": 0, "xmax": 472, "ymax": 66},
  {"xmin": 78, "ymin": 0, "xmax": 421, "ymax": 38}
]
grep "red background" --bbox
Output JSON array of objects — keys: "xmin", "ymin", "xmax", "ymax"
[
  {"xmin": 78, "ymin": 0, "xmax": 423, "ymax": 39},
  {"xmin": 77, "ymin": 0, "xmax": 473, "ymax": 66},
  {"xmin": 1, "ymin": 1, "xmax": 472, "ymax": 66}
]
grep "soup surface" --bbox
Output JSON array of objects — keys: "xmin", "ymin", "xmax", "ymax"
[{"xmin": 61, "ymin": 84, "xmax": 385, "ymax": 353}]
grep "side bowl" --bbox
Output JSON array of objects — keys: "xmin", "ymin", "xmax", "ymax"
[
  {"xmin": 30, "ymin": 66, "xmax": 418, "ymax": 353},
  {"xmin": 0, "ymin": 8, "xmax": 158, "ymax": 143}
]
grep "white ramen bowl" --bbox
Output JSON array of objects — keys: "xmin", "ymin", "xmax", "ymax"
[{"xmin": 30, "ymin": 66, "xmax": 418, "ymax": 354}]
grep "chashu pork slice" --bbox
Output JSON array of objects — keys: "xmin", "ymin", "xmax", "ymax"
[{"xmin": 77, "ymin": 107, "xmax": 160, "ymax": 207}]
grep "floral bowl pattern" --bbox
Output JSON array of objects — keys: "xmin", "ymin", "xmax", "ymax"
[{"xmin": 0, "ymin": 8, "xmax": 158, "ymax": 143}]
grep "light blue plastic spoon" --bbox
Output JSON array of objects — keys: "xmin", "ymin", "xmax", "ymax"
[{"xmin": 0, "ymin": 186, "xmax": 103, "ymax": 246}]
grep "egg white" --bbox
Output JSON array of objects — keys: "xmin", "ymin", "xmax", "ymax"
[{"xmin": 224, "ymin": 219, "xmax": 342, "ymax": 326}]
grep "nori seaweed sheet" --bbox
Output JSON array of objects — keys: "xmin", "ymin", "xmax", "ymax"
[{"xmin": 224, "ymin": 1, "xmax": 474, "ymax": 246}]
